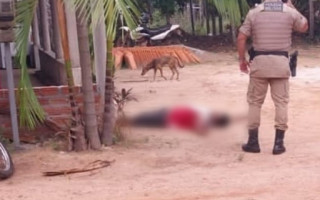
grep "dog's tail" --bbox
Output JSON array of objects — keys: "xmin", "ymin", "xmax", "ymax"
[
  {"xmin": 290, "ymin": 50, "xmax": 298, "ymax": 58},
  {"xmin": 174, "ymin": 57, "xmax": 185, "ymax": 68}
]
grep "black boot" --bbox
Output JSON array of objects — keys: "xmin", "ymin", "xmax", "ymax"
[
  {"xmin": 242, "ymin": 129, "xmax": 261, "ymax": 153},
  {"xmin": 273, "ymin": 129, "xmax": 286, "ymax": 155}
]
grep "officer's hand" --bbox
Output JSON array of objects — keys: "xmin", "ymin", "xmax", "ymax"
[{"xmin": 239, "ymin": 59, "xmax": 250, "ymax": 74}]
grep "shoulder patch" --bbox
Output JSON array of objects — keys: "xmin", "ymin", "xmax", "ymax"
[{"xmin": 264, "ymin": 2, "xmax": 283, "ymax": 12}]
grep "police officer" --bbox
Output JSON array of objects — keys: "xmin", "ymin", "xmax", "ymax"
[{"xmin": 237, "ymin": 0, "xmax": 308, "ymax": 155}]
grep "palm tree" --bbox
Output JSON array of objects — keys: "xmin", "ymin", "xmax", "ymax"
[
  {"xmin": 16, "ymin": 0, "xmax": 87, "ymax": 150},
  {"xmin": 72, "ymin": 0, "xmax": 139, "ymax": 146},
  {"xmin": 91, "ymin": 0, "xmax": 107, "ymax": 117},
  {"xmin": 15, "ymin": 0, "xmax": 45, "ymax": 129},
  {"xmin": 15, "ymin": 0, "xmax": 140, "ymax": 148},
  {"xmin": 75, "ymin": 2, "xmax": 101, "ymax": 150},
  {"xmin": 56, "ymin": 0, "xmax": 87, "ymax": 151}
]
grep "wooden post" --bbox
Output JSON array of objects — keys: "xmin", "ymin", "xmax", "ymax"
[
  {"xmin": 39, "ymin": 0, "xmax": 52, "ymax": 52},
  {"xmin": 218, "ymin": 15, "xmax": 223, "ymax": 35},
  {"xmin": 56, "ymin": 0, "xmax": 74, "ymax": 86},
  {"xmin": 211, "ymin": 8, "xmax": 216, "ymax": 36},
  {"xmin": 189, "ymin": 0, "xmax": 195, "ymax": 35},
  {"xmin": 309, "ymin": 0, "xmax": 315, "ymax": 39},
  {"xmin": 1, "ymin": 43, "xmax": 20, "ymax": 148},
  {"xmin": 50, "ymin": 0, "xmax": 63, "ymax": 60},
  {"xmin": 199, "ymin": 0, "xmax": 204, "ymax": 25},
  {"xmin": 32, "ymin": 11, "xmax": 41, "ymax": 71},
  {"xmin": 64, "ymin": 1, "xmax": 82, "ymax": 85},
  {"xmin": 205, "ymin": 0, "xmax": 210, "ymax": 35}
]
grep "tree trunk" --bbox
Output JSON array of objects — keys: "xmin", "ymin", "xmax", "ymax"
[
  {"xmin": 101, "ymin": 39, "xmax": 116, "ymax": 146},
  {"xmin": 218, "ymin": 15, "xmax": 223, "ymax": 35},
  {"xmin": 211, "ymin": 8, "xmax": 216, "ymax": 36},
  {"xmin": 166, "ymin": 14, "xmax": 171, "ymax": 25},
  {"xmin": 231, "ymin": 23, "xmax": 237, "ymax": 45},
  {"xmin": 56, "ymin": 0, "xmax": 86, "ymax": 151},
  {"xmin": 205, "ymin": 0, "xmax": 210, "ymax": 35},
  {"xmin": 189, "ymin": 0, "xmax": 195, "ymax": 35},
  {"xmin": 309, "ymin": 0, "xmax": 315, "ymax": 38},
  {"xmin": 199, "ymin": 0, "xmax": 204, "ymax": 26},
  {"xmin": 146, "ymin": 0, "xmax": 153, "ymax": 23},
  {"xmin": 75, "ymin": 7, "xmax": 101, "ymax": 150},
  {"xmin": 91, "ymin": 0, "xmax": 107, "ymax": 128}
]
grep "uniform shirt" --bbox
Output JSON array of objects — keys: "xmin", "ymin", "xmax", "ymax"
[{"xmin": 239, "ymin": 0, "xmax": 307, "ymax": 78}]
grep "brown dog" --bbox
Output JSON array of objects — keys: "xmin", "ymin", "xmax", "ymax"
[{"xmin": 141, "ymin": 56, "xmax": 184, "ymax": 81}]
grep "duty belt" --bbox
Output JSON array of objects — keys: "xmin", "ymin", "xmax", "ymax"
[
  {"xmin": 248, "ymin": 48, "xmax": 288, "ymax": 61},
  {"xmin": 254, "ymin": 51, "xmax": 289, "ymax": 58},
  {"xmin": 247, "ymin": 47, "xmax": 298, "ymax": 77}
]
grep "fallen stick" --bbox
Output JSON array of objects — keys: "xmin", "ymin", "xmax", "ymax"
[
  {"xmin": 120, "ymin": 80, "xmax": 149, "ymax": 83},
  {"xmin": 42, "ymin": 160, "xmax": 115, "ymax": 177}
]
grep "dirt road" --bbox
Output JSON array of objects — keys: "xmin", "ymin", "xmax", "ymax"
[{"xmin": 1, "ymin": 47, "xmax": 320, "ymax": 200}]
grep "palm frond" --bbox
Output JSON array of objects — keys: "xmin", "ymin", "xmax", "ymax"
[
  {"xmin": 90, "ymin": 0, "xmax": 106, "ymax": 26},
  {"xmin": 15, "ymin": 0, "xmax": 45, "ymax": 129},
  {"xmin": 69, "ymin": 0, "xmax": 140, "ymax": 40},
  {"xmin": 239, "ymin": 0, "xmax": 250, "ymax": 18},
  {"xmin": 209, "ymin": 0, "xmax": 249, "ymax": 26}
]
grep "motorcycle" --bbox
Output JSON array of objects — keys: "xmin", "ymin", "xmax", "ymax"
[
  {"xmin": 0, "ymin": 141, "xmax": 14, "ymax": 180},
  {"xmin": 116, "ymin": 13, "xmax": 184, "ymax": 47}
]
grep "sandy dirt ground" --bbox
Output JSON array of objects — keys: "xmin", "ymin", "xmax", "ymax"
[{"xmin": 1, "ymin": 46, "xmax": 320, "ymax": 200}]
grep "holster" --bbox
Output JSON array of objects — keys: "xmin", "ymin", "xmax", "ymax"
[
  {"xmin": 248, "ymin": 47, "xmax": 298, "ymax": 77},
  {"xmin": 289, "ymin": 51, "xmax": 298, "ymax": 77}
]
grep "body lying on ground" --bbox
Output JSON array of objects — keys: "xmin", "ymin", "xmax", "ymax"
[{"xmin": 129, "ymin": 105, "xmax": 240, "ymax": 135}]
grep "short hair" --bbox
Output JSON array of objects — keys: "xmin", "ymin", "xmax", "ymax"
[{"xmin": 212, "ymin": 114, "xmax": 231, "ymax": 128}]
